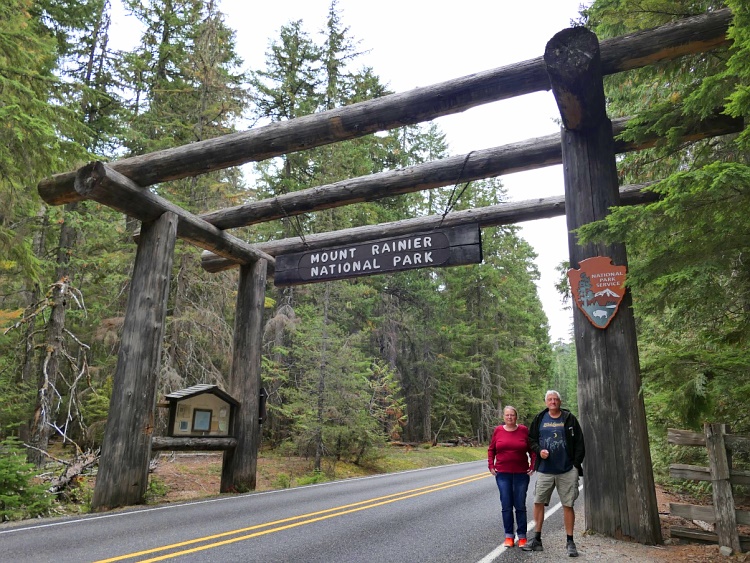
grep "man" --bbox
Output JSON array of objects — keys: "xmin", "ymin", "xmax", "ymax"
[{"xmin": 521, "ymin": 390, "xmax": 585, "ymax": 557}]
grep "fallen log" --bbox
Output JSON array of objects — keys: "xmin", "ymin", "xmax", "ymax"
[
  {"xmin": 151, "ymin": 436, "xmax": 238, "ymax": 451},
  {"xmin": 47, "ymin": 449, "xmax": 100, "ymax": 494}
]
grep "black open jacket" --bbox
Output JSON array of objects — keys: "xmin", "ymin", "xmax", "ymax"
[{"xmin": 528, "ymin": 407, "xmax": 585, "ymax": 476}]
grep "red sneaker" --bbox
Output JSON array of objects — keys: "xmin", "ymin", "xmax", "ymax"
[
  {"xmin": 503, "ymin": 538, "xmax": 515, "ymax": 548},
  {"xmin": 517, "ymin": 538, "xmax": 528, "ymax": 548}
]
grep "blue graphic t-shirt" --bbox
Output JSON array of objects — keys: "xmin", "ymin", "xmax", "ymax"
[{"xmin": 538, "ymin": 411, "xmax": 573, "ymax": 474}]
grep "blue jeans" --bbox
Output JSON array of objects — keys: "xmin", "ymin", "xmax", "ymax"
[{"xmin": 495, "ymin": 472, "xmax": 530, "ymax": 538}]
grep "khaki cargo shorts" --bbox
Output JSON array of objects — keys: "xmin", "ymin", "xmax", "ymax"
[{"xmin": 533, "ymin": 466, "xmax": 579, "ymax": 507}]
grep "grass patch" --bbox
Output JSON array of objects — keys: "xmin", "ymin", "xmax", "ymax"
[
  {"xmin": 365, "ymin": 445, "xmax": 486, "ymax": 473},
  {"xmin": 253, "ymin": 445, "xmax": 486, "ymax": 490}
]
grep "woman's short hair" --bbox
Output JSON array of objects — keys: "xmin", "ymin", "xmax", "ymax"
[{"xmin": 503, "ymin": 405, "xmax": 518, "ymax": 417}]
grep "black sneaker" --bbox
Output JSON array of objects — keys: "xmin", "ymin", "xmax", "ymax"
[
  {"xmin": 566, "ymin": 540, "xmax": 579, "ymax": 557},
  {"xmin": 521, "ymin": 537, "xmax": 543, "ymax": 551}
]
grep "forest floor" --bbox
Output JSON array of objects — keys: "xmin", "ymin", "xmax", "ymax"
[{"xmin": 144, "ymin": 449, "xmax": 750, "ymax": 563}]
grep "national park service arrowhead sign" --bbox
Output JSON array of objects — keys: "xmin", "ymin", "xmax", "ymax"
[{"xmin": 567, "ymin": 256, "xmax": 627, "ymax": 329}]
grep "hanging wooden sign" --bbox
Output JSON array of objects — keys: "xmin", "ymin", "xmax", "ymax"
[
  {"xmin": 274, "ymin": 224, "xmax": 482, "ymax": 286},
  {"xmin": 567, "ymin": 256, "xmax": 627, "ymax": 329}
]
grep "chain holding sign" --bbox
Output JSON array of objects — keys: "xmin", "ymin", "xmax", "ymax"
[{"xmin": 567, "ymin": 256, "xmax": 627, "ymax": 329}]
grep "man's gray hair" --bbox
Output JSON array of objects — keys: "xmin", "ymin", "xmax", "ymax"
[{"xmin": 545, "ymin": 389, "xmax": 562, "ymax": 401}]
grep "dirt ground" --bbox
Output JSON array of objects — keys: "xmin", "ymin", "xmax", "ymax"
[{"xmin": 150, "ymin": 453, "xmax": 748, "ymax": 562}]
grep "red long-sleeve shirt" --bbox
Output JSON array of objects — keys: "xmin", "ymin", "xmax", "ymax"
[{"xmin": 488, "ymin": 425, "xmax": 535, "ymax": 473}]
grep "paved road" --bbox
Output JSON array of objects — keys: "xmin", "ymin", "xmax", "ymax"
[{"xmin": 0, "ymin": 460, "xmax": 574, "ymax": 562}]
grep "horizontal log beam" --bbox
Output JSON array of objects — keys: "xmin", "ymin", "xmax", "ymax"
[
  {"xmin": 198, "ymin": 113, "xmax": 742, "ymax": 231},
  {"xmin": 75, "ymin": 163, "xmax": 275, "ymax": 267},
  {"xmin": 725, "ymin": 434, "xmax": 750, "ymax": 451},
  {"xmin": 200, "ymin": 110, "xmax": 743, "ymax": 272},
  {"xmin": 671, "ymin": 503, "xmax": 750, "ymax": 527},
  {"xmin": 669, "ymin": 428, "xmax": 750, "ymax": 450},
  {"xmin": 670, "ymin": 526, "xmax": 719, "ymax": 545},
  {"xmin": 669, "ymin": 427, "xmax": 707, "ymax": 446},
  {"xmin": 670, "ymin": 464, "xmax": 750, "ymax": 486},
  {"xmin": 671, "ymin": 502, "xmax": 717, "ymax": 523},
  {"xmin": 670, "ymin": 463, "xmax": 712, "ymax": 481},
  {"xmin": 671, "ymin": 526, "xmax": 750, "ymax": 550},
  {"xmin": 201, "ymin": 182, "xmax": 657, "ymax": 273},
  {"xmin": 38, "ymin": 9, "xmax": 732, "ymax": 206},
  {"xmin": 151, "ymin": 436, "xmax": 237, "ymax": 451},
  {"xmin": 200, "ymin": 128, "xmax": 568, "ymax": 230}
]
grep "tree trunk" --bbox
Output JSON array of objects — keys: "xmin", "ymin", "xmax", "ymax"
[
  {"xmin": 91, "ymin": 212, "xmax": 177, "ymax": 510},
  {"xmin": 545, "ymin": 26, "xmax": 661, "ymax": 544},
  {"xmin": 314, "ymin": 282, "xmax": 331, "ymax": 472},
  {"xmin": 28, "ymin": 202, "xmax": 79, "ymax": 466},
  {"xmin": 220, "ymin": 258, "xmax": 267, "ymax": 493}
]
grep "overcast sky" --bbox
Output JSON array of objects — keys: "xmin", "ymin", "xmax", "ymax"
[{"xmin": 112, "ymin": 0, "xmax": 592, "ymax": 342}]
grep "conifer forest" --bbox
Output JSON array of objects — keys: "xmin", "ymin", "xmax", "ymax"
[{"xmin": 1, "ymin": 0, "xmax": 749, "ymax": 518}]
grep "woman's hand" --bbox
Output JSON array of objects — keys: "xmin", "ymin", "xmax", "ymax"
[{"xmin": 490, "ymin": 468, "xmax": 497, "ymax": 476}]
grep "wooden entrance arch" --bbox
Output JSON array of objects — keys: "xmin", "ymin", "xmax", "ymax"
[{"xmin": 39, "ymin": 9, "xmax": 740, "ymax": 544}]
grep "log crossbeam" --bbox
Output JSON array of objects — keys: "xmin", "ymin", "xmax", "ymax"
[
  {"xmin": 200, "ymin": 111, "xmax": 743, "ymax": 272},
  {"xmin": 198, "ymin": 113, "xmax": 741, "ymax": 230},
  {"xmin": 74, "ymin": 162, "xmax": 275, "ymax": 267},
  {"xmin": 151, "ymin": 436, "xmax": 238, "ymax": 451},
  {"xmin": 38, "ymin": 9, "xmax": 732, "ymax": 207},
  {"xmin": 202, "ymin": 183, "xmax": 657, "ymax": 273}
]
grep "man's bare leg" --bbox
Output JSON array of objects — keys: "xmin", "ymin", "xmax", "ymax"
[{"xmin": 563, "ymin": 505, "xmax": 575, "ymax": 535}]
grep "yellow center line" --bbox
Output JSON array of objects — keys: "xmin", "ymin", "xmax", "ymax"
[{"xmin": 95, "ymin": 472, "xmax": 489, "ymax": 563}]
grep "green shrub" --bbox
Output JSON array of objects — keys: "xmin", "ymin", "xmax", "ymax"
[
  {"xmin": 296, "ymin": 470, "xmax": 326, "ymax": 486},
  {"xmin": 145, "ymin": 476, "xmax": 169, "ymax": 502},
  {"xmin": 0, "ymin": 438, "xmax": 53, "ymax": 521},
  {"xmin": 273, "ymin": 473, "xmax": 291, "ymax": 489}
]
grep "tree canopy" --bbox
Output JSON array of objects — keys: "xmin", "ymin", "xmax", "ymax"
[{"xmin": 579, "ymin": 0, "xmax": 750, "ymax": 450}]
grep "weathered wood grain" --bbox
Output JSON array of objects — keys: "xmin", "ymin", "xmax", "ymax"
[
  {"xmin": 151, "ymin": 436, "xmax": 237, "ymax": 451},
  {"xmin": 38, "ymin": 9, "xmax": 732, "ymax": 206},
  {"xmin": 705, "ymin": 423, "xmax": 741, "ymax": 552},
  {"xmin": 668, "ymin": 427, "xmax": 706, "ymax": 446},
  {"xmin": 220, "ymin": 259, "xmax": 267, "ymax": 493},
  {"xmin": 545, "ymin": 27, "xmax": 608, "ymax": 130},
  {"xmin": 671, "ymin": 526, "xmax": 750, "ymax": 550},
  {"xmin": 74, "ymin": 162, "xmax": 274, "ymax": 266},
  {"xmin": 91, "ymin": 212, "xmax": 177, "ymax": 511},
  {"xmin": 549, "ymin": 26, "xmax": 662, "ymax": 543},
  {"xmin": 671, "ymin": 503, "xmax": 750, "ymax": 528},
  {"xmin": 670, "ymin": 463, "xmax": 750, "ymax": 486}
]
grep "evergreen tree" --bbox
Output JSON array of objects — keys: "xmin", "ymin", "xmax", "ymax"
[
  {"xmin": 431, "ymin": 179, "xmax": 551, "ymax": 440},
  {"xmin": 119, "ymin": 0, "xmax": 250, "ymax": 401},
  {"xmin": 579, "ymin": 0, "xmax": 750, "ymax": 436},
  {"xmin": 0, "ymin": 0, "xmax": 126, "ymax": 462},
  {"xmin": 252, "ymin": 3, "xmax": 422, "ymax": 461}
]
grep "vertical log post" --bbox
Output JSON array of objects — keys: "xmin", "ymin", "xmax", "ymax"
[
  {"xmin": 544, "ymin": 27, "xmax": 661, "ymax": 543},
  {"xmin": 221, "ymin": 258, "xmax": 267, "ymax": 492},
  {"xmin": 705, "ymin": 423, "xmax": 740, "ymax": 553},
  {"xmin": 91, "ymin": 212, "xmax": 177, "ymax": 510}
]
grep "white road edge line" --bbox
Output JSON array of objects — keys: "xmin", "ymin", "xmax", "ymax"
[{"xmin": 475, "ymin": 483, "xmax": 584, "ymax": 563}]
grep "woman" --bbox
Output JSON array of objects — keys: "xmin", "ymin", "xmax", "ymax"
[{"xmin": 488, "ymin": 405, "xmax": 535, "ymax": 548}]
